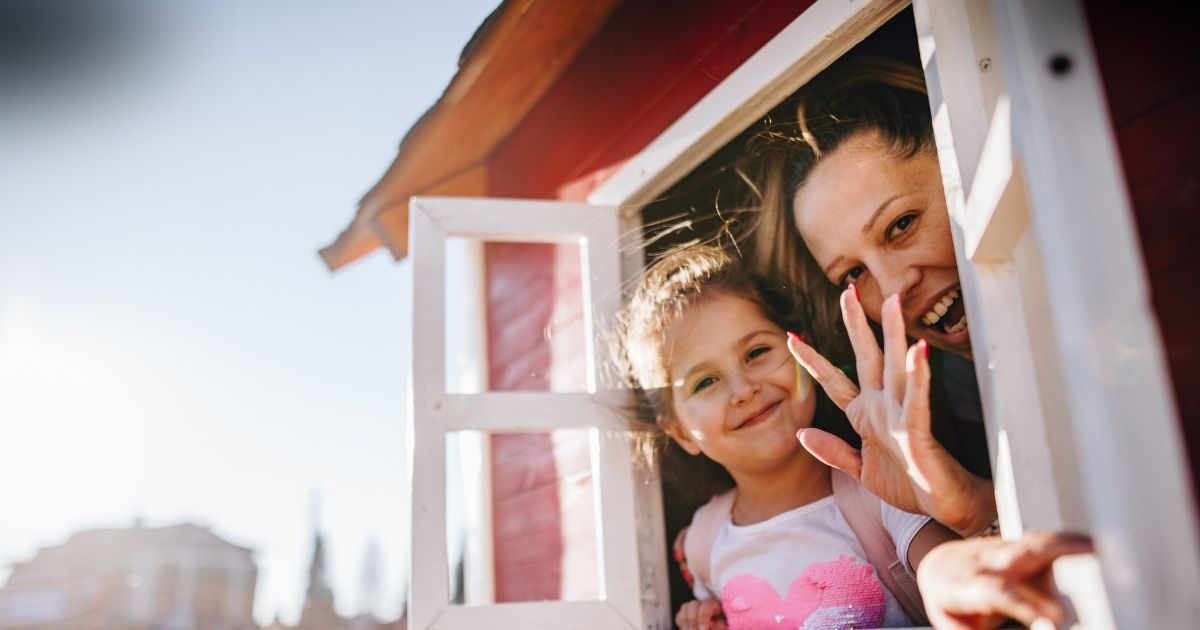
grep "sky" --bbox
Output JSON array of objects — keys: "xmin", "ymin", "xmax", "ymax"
[{"xmin": 0, "ymin": 0, "xmax": 499, "ymax": 624}]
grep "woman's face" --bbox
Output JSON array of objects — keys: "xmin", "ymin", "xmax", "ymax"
[{"xmin": 792, "ymin": 131, "xmax": 970, "ymax": 357}]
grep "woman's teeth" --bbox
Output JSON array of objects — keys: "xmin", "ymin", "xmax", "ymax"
[
  {"xmin": 945, "ymin": 314, "xmax": 968, "ymax": 334},
  {"xmin": 920, "ymin": 288, "xmax": 967, "ymax": 334},
  {"xmin": 921, "ymin": 289, "xmax": 959, "ymax": 325}
]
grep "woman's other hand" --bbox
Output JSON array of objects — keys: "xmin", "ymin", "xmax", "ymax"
[
  {"xmin": 787, "ymin": 288, "xmax": 995, "ymax": 536},
  {"xmin": 917, "ymin": 531, "xmax": 1094, "ymax": 629},
  {"xmin": 675, "ymin": 598, "xmax": 726, "ymax": 630}
]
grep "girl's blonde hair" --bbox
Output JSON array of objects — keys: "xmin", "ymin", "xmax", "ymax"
[{"xmin": 741, "ymin": 56, "xmax": 933, "ymax": 363}]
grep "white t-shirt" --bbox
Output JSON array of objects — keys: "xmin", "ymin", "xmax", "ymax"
[{"xmin": 691, "ymin": 494, "xmax": 930, "ymax": 629}]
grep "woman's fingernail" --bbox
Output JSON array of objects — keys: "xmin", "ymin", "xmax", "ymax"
[
  {"xmin": 787, "ymin": 331, "xmax": 807, "ymax": 345},
  {"xmin": 920, "ymin": 339, "xmax": 929, "ymax": 359},
  {"xmin": 850, "ymin": 283, "xmax": 859, "ymax": 301}
]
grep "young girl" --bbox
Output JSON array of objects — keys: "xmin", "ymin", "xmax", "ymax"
[{"xmin": 616, "ymin": 245, "xmax": 957, "ymax": 630}]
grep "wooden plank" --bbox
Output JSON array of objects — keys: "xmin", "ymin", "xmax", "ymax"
[
  {"xmin": 992, "ymin": 1, "xmax": 1200, "ymax": 626},
  {"xmin": 915, "ymin": 0, "xmax": 1068, "ymax": 536},
  {"xmin": 1081, "ymin": 0, "xmax": 1199, "ymax": 125},
  {"xmin": 588, "ymin": 0, "xmax": 908, "ymax": 208},
  {"xmin": 490, "ymin": 0, "xmax": 813, "ymax": 201},
  {"xmin": 431, "ymin": 601, "xmax": 633, "ymax": 630}
]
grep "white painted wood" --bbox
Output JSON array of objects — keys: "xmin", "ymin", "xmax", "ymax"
[
  {"xmin": 1052, "ymin": 553, "xmax": 1116, "ymax": 630},
  {"xmin": 588, "ymin": 0, "xmax": 909, "ymax": 208},
  {"xmin": 443, "ymin": 237, "xmax": 494, "ymax": 604},
  {"xmin": 960, "ymin": 98, "xmax": 1028, "ymax": 264},
  {"xmin": 429, "ymin": 600, "xmax": 631, "ymax": 629},
  {"xmin": 407, "ymin": 196, "xmax": 669, "ymax": 629},
  {"xmin": 409, "ymin": 203, "xmax": 452, "ymax": 629},
  {"xmin": 990, "ymin": 0, "xmax": 1200, "ymax": 627},
  {"xmin": 430, "ymin": 393, "xmax": 621, "ymax": 432},
  {"xmin": 915, "ymin": 0, "xmax": 1066, "ymax": 536}
]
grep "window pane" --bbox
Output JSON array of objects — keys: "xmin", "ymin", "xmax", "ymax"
[
  {"xmin": 445, "ymin": 429, "xmax": 600, "ymax": 605},
  {"xmin": 444, "ymin": 238, "xmax": 589, "ymax": 394}
]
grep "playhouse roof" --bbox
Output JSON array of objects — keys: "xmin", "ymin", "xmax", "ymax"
[{"xmin": 320, "ymin": 0, "xmax": 621, "ymax": 270}]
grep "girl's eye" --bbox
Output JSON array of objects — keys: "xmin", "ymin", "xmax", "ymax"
[
  {"xmin": 692, "ymin": 376, "xmax": 716, "ymax": 394},
  {"xmin": 839, "ymin": 265, "xmax": 865, "ymax": 288},
  {"xmin": 886, "ymin": 212, "xmax": 917, "ymax": 240},
  {"xmin": 747, "ymin": 346, "xmax": 772, "ymax": 361}
]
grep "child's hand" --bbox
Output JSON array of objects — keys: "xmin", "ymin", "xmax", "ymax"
[
  {"xmin": 675, "ymin": 599, "xmax": 726, "ymax": 630},
  {"xmin": 673, "ymin": 527, "xmax": 695, "ymax": 588},
  {"xmin": 917, "ymin": 531, "xmax": 1094, "ymax": 629},
  {"xmin": 787, "ymin": 289, "xmax": 995, "ymax": 537}
]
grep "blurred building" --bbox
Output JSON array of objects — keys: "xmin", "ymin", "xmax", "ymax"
[{"xmin": 0, "ymin": 521, "xmax": 257, "ymax": 629}]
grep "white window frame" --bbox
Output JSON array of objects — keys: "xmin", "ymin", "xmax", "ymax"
[
  {"xmin": 588, "ymin": 0, "xmax": 1200, "ymax": 627},
  {"xmin": 406, "ymin": 196, "xmax": 668, "ymax": 629}
]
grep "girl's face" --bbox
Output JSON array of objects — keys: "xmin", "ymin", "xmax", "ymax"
[
  {"xmin": 792, "ymin": 131, "xmax": 971, "ymax": 357},
  {"xmin": 661, "ymin": 292, "xmax": 817, "ymax": 476}
]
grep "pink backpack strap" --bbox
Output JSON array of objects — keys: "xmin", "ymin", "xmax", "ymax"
[
  {"xmin": 683, "ymin": 489, "xmax": 737, "ymax": 595},
  {"xmin": 831, "ymin": 469, "xmax": 928, "ymax": 625}
]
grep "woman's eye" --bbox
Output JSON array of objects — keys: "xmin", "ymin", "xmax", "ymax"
[
  {"xmin": 692, "ymin": 376, "xmax": 716, "ymax": 393},
  {"xmin": 839, "ymin": 266, "xmax": 865, "ymax": 288},
  {"xmin": 747, "ymin": 346, "xmax": 772, "ymax": 361},
  {"xmin": 886, "ymin": 212, "xmax": 917, "ymax": 240}
]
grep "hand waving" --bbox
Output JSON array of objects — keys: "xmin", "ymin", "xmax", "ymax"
[{"xmin": 786, "ymin": 287, "xmax": 995, "ymax": 536}]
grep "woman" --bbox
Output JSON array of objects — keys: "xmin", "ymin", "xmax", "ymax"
[
  {"xmin": 747, "ymin": 56, "xmax": 994, "ymax": 537},
  {"xmin": 748, "ymin": 56, "xmax": 1091, "ymax": 627}
]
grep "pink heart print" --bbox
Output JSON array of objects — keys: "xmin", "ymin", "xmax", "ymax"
[{"xmin": 721, "ymin": 556, "xmax": 885, "ymax": 629}]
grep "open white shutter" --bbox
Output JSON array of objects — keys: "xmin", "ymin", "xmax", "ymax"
[
  {"xmin": 917, "ymin": 1, "xmax": 1200, "ymax": 628},
  {"xmin": 406, "ymin": 197, "xmax": 669, "ymax": 629}
]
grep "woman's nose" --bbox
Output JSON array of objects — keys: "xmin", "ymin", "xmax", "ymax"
[{"xmin": 872, "ymin": 265, "xmax": 920, "ymax": 310}]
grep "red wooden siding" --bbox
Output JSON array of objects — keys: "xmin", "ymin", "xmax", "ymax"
[
  {"xmin": 488, "ymin": 0, "xmax": 815, "ymax": 202},
  {"xmin": 1084, "ymin": 0, "xmax": 1200, "ymax": 495},
  {"xmin": 481, "ymin": 0, "xmax": 808, "ymax": 603}
]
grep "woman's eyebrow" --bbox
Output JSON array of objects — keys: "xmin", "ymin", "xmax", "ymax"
[
  {"xmin": 822, "ymin": 255, "xmax": 845, "ymax": 278},
  {"xmin": 860, "ymin": 194, "xmax": 904, "ymax": 234}
]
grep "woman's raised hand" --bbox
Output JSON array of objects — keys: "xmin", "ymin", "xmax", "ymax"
[{"xmin": 786, "ymin": 287, "xmax": 995, "ymax": 536}]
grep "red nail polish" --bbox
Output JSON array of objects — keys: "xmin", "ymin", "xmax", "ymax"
[
  {"xmin": 850, "ymin": 283, "xmax": 859, "ymax": 301},
  {"xmin": 920, "ymin": 339, "xmax": 929, "ymax": 359}
]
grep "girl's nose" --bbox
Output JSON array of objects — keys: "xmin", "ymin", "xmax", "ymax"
[{"xmin": 729, "ymin": 373, "xmax": 761, "ymax": 406}]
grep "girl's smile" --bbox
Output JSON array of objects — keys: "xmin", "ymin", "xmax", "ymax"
[{"xmin": 735, "ymin": 399, "xmax": 782, "ymax": 430}]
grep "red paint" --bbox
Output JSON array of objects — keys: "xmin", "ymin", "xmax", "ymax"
[
  {"xmin": 1084, "ymin": 0, "xmax": 1200, "ymax": 496},
  {"xmin": 484, "ymin": 241, "xmax": 595, "ymax": 601},
  {"xmin": 488, "ymin": 0, "xmax": 813, "ymax": 200}
]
